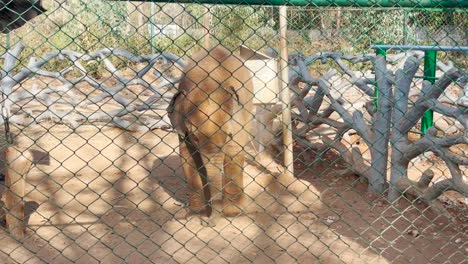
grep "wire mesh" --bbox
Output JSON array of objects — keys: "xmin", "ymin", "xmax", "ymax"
[{"xmin": 0, "ymin": 1, "xmax": 466, "ymax": 263}]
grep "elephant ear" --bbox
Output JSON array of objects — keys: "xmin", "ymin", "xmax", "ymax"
[
  {"xmin": 224, "ymin": 85, "xmax": 240, "ymax": 105},
  {"xmin": 167, "ymin": 91, "xmax": 186, "ymax": 136},
  {"xmin": 166, "ymin": 91, "xmax": 181, "ymax": 114}
]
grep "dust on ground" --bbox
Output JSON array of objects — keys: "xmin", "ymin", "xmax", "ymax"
[
  {"xmin": 0, "ymin": 122, "xmax": 465, "ymax": 264},
  {"xmin": 0, "ymin": 56, "xmax": 466, "ymax": 263}
]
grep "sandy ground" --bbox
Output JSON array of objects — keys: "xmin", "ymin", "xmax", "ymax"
[
  {"xmin": 0, "ymin": 123, "xmax": 465, "ymax": 264},
  {"xmin": 0, "ymin": 59, "xmax": 466, "ymax": 263}
]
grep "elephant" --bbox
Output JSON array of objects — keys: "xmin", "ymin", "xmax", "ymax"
[
  {"xmin": 168, "ymin": 46, "xmax": 254, "ymax": 225},
  {"xmin": 0, "ymin": 0, "xmax": 46, "ymax": 33}
]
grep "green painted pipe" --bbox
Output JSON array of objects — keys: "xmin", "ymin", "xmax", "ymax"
[
  {"xmin": 374, "ymin": 44, "xmax": 387, "ymax": 109},
  {"xmin": 118, "ymin": 0, "xmax": 468, "ymax": 8},
  {"xmin": 370, "ymin": 44, "xmax": 468, "ymax": 52},
  {"xmin": 421, "ymin": 50, "xmax": 437, "ymax": 135}
]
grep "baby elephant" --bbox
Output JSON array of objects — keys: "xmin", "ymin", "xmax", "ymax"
[{"xmin": 168, "ymin": 46, "xmax": 254, "ymax": 225}]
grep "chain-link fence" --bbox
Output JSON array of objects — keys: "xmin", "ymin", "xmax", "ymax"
[{"xmin": 0, "ymin": 1, "xmax": 467, "ymax": 263}]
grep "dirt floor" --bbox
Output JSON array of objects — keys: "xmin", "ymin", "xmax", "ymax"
[
  {"xmin": 0, "ymin": 123, "xmax": 466, "ymax": 264},
  {"xmin": 0, "ymin": 58, "xmax": 466, "ymax": 263}
]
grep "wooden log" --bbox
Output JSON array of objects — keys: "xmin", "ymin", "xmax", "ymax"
[
  {"xmin": 4, "ymin": 146, "xmax": 33, "ymax": 240},
  {"xmin": 395, "ymin": 169, "xmax": 460, "ymax": 222}
]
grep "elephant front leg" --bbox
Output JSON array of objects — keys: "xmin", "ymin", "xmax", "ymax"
[
  {"xmin": 222, "ymin": 143, "xmax": 245, "ymax": 217},
  {"xmin": 179, "ymin": 142, "xmax": 209, "ymax": 216},
  {"xmin": 196, "ymin": 143, "xmax": 226, "ymax": 226},
  {"xmin": 180, "ymin": 140, "xmax": 225, "ymax": 226}
]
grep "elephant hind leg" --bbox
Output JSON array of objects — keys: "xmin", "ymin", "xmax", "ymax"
[{"xmin": 222, "ymin": 143, "xmax": 245, "ymax": 217}]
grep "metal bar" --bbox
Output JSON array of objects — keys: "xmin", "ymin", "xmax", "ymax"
[
  {"xmin": 150, "ymin": 3, "xmax": 156, "ymax": 53},
  {"xmin": 403, "ymin": 10, "xmax": 408, "ymax": 45},
  {"xmin": 371, "ymin": 45, "xmax": 468, "ymax": 52},
  {"xmin": 203, "ymin": 5, "xmax": 211, "ymax": 49},
  {"xmin": 403, "ymin": 7, "xmax": 468, "ymax": 12},
  {"xmin": 421, "ymin": 50, "xmax": 437, "ymax": 135},
  {"xmin": 114, "ymin": 0, "xmax": 468, "ymax": 8},
  {"xmin": 279, "ymin": 6, "xmax": 294, "ymax": 176}
]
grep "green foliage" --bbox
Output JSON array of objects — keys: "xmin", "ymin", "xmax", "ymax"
[
  {"xmin": 153, "ymin": 33, "xmax": 200, "ymax": 55},
  {"xmin": 185, "ymin": 4, "xmax": 207, "ymax": 24},
  {"xmin": 0, "ymin": 3, "xmax": 465, "ymax": 71},
  {"xmin": 210, "ymin": 6, "xmax": 273, "ymax": 50},
  {"xmin": 409, "ymin": 9, "xmax": 458, "ymax": 29},
  {"xmin": 340, "ymin": 9, "xmax": 407, "ymax": 50}
]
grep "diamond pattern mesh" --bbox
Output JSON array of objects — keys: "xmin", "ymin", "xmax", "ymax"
[{"xmin": 0, "ymin": 1, "xmax": 466, "ymax": 263}]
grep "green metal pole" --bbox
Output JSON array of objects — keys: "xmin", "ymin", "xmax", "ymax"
[
  {"xmin": 127, "ymin": 0, "xmax": 468, "ymax": 8},
  {"xmin": 374, "ymin": 44, "xmax": 387, "ymax": 109},
  {"xmin": 421, "ymin": 50, "xmax": 437, "ymax": 134}
]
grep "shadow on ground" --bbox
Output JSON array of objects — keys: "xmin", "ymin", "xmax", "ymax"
[{"xmin": 0, "ymin": 127, "xmax": 465, "ymax": 264}]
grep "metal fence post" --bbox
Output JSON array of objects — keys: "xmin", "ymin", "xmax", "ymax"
[
  {"xmin": 421, "ymin": 50, "xmax": 436, "ymax": 134},
  {"xmin": 203, "ymin": 5, "xmax": 211, "ymax": 49},
  {"xmin": 374, "ymin": 44, "xmax": 387, "ymax": 109},
  {"xmin": 150, "ymin": 3, "xmax": 156, "ymax": 53},
  {"xmin": 403, "ymin": 9, "xmax": 408, "ymax": 45},
  {"xmin": 279, "ymin": 6, "xmax": 294, "ymax": 176}
]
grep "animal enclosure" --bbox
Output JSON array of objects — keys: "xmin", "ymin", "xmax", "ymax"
[{"xmin": 0, "ymin": 1, "xmax": 467, "ymax": 263}]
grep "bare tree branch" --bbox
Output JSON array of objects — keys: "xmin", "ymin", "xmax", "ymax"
[
  {"xmin": 399, "ymin": 68, "xmax": 462, "ymax": 133},
  {"xmin": 402, "ymin": 128, "xmax": 466, "ymax": 161},
  {"xmin": 0, "ymin": 42, "xmax": 185, "ymax": 131},
  {"xmin": 421, "ymin": 99, "xmax": 467, "ymax": 129}
]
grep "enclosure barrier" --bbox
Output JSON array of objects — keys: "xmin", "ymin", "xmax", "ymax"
[
  {"xmin": 133, "ymin": 0, "xmax": 468, "ymax": 8},
  {"xmin": 0, "ymin": 0, "xmax": 467, "ymax": 263},
  {"xmin": 371, "ymin": 44, "xmax": 468, "ymax": 134}
]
